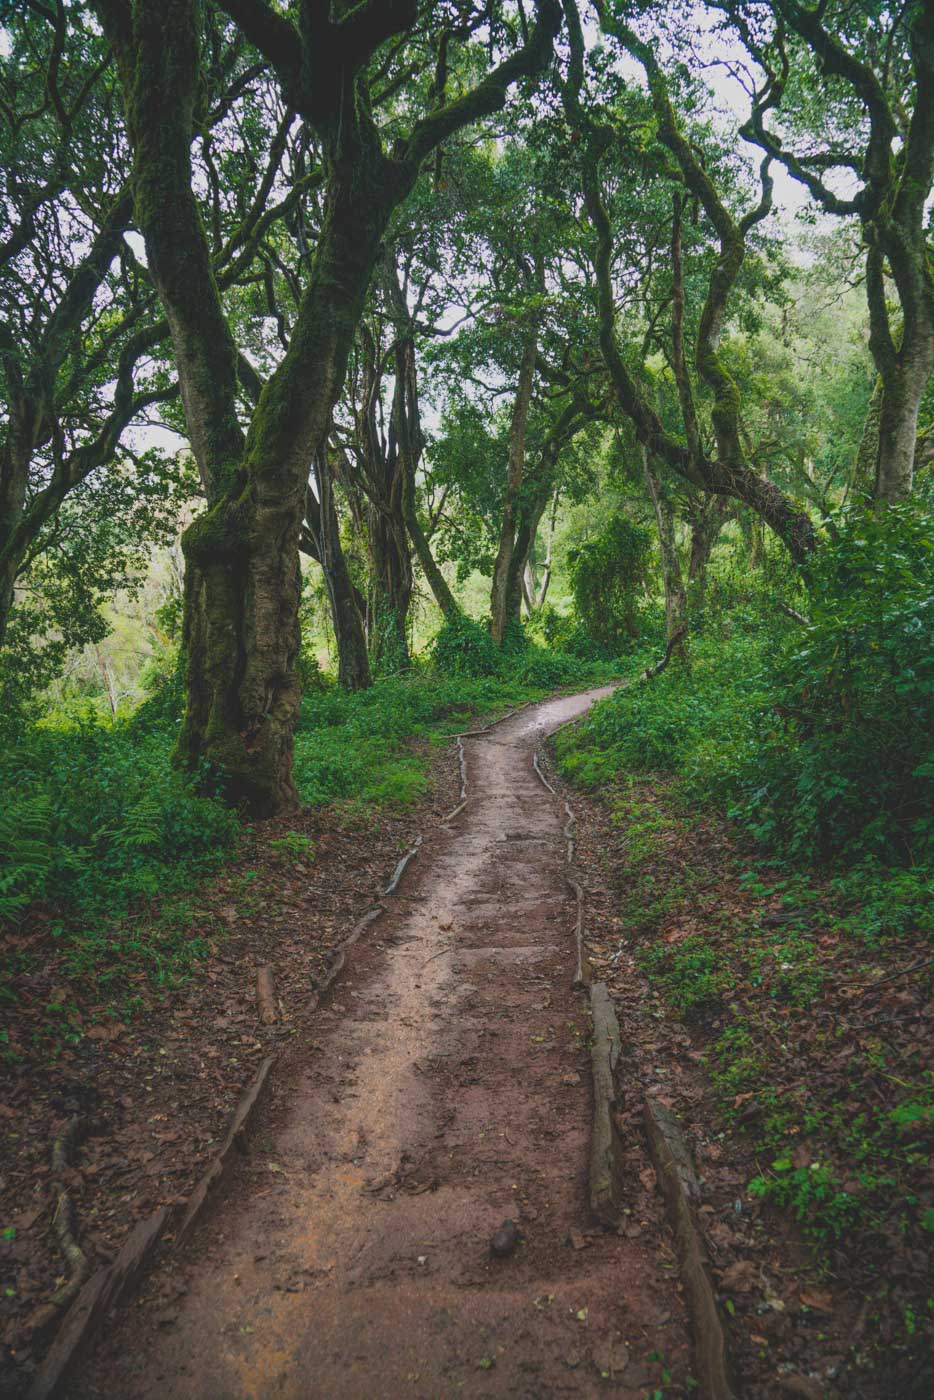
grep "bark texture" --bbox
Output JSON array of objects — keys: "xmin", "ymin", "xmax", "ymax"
[
  {"xmin": 642, "ymin": 448, "xmax": 687, "ymax": 659},
  {"xmin": 491, "ymin": 314, "xmax": 540, "ymax": 644},
  {"xmin": 303, "ymin": 460, "xmax": 371, "ymax": 693},
  {"xmin": 737, "ymin": 0, "xmax": 934, "ymax": 503}
]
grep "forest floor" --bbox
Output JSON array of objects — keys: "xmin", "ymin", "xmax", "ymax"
[
  {"xmin": 3, "ymin": 687, "xmax": 930, "ymax": 1399},
  {"xmin": 564, "ymin": 769, "xmax": 933, "ymax": 1400}
]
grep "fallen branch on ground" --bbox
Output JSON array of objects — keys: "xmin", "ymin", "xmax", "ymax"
[
  {"xmin": 256, "ymin": 966, "xmax": 277, "ymax": 1025},
  {"xmin": 777, "ymin": 601, "xmax": 810, "ymax": 626}
]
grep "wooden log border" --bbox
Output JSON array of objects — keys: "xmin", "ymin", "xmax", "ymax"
[
  {"xmin": 536, "ymin": 685, "xmax": 738, "ymax": 1394},
  {"xmin": 644, "ymin": 1097, "xmax": 739, "ymax": 1400},
  {"xmin": 27, "ymin": 1209, "xmax": 171, "ymax": 1400},
  {"xmin": 587, "ymin": 982, "xmax": 627, "ymax": 1227}
]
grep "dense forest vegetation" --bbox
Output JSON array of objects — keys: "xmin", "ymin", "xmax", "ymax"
[{"xmin": 1, "ymin": 0, "xmax": 932, "ymax": 1392}]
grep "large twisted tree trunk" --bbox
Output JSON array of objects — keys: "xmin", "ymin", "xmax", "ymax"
[
  {"xmin": 175, "ymin": 171, "xmax": 394, "ymax": 810},
  {"xmin": 102, "ymin": 0, "xmax": 560, "ymax": 813},
  {"xmin": 367, "ymin": 501, "xmax": 413, "ymax": 667}
]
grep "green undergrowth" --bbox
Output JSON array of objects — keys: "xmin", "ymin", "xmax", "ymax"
[
  {"xmin": 553, "ymin": 583, "xmax": 933, "ymax": 1260},
  {"xmin": 576, "ymin": 770, "xmax": 933, "ymax": 1268},
  {"xmin": 298, "ymin": 630, "xmax": 621, "ymax": 806},
  {"xmin": 0, "ymin": 700, "xmax": 240, "ymax": 1056}
]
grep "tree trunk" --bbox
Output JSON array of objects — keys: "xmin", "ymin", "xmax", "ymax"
[
  {"xmin": 531, "ymin": 485, "xmax": 560, "ymax": 611},
  {"xmin": 490, "ymin": 314, "xmax": 540, "ymax": 644},
  {"xmin": 854, "ymin": 374, "xmax": 883, "ymax": 497},
  {"xmin": 404, "ymin": 486, "xmax": 459, "ymax": 620},
  {"xmin": 875, "ymin": 345, "xmax": 932, "ymax": 502},
  {"xmin": 177, "ymin": 139, "xmax": 403, "ymax": 805},
  {"xmin": 505, "ymin": 488, "xmax": 550, "ymax": 628},
  {"xmin": 367, "ymin": 500, "xmax": 412, "ymax": 668},
  {"xmin": 686, "ymin": 495, "xmax": 728, "ymax": 614},
  {"xmin": 383, "ymin": 257, "xmax": 460, "ymax": 624},
  {"xmin": 104, "ymin": 0, "xmax": 561, "ymax": 814},
  {"xmin": 642, "ymin": 448, "xmax": 688, "ymax": 659},
  {"xmin": 0, "ymin": 529, "xmax": 21, "ymax": 653},
  {"xmin": 304, "ymin": 460, "xmax": 371, "ymax": 693}
]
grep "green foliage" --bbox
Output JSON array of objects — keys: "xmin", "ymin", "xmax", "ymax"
[
  {"xmin": 525, "ymin": 604, "xmax": 614, "ymax": 660},
  {"xmin": 512, "ymin": 648, "xmax": 590, "ymax": 689},
  {"xmin": 293, "ymin": 637, "xmax": 615, "ymax": 808},
  {"xmin": 733, "ymin": 501, "xmax": 934, "ymax": 863},
  {"xmin": 554, "ymin": 629, "xmax": 765, "ymax": 788},
  {"xmin": 267, "ymin": 832, "xmax": 316, "ymax": 861},
  {"xmin": 429, "ymin": 613, "xmax": 503, "ymax": 678},
  {"xmin": 0, "ymin": 711, "xmax": 238, "ymax": 928},
  {"xmin": 747, "ymin": 1161, "xmax": 863, "ymax": 1241},
  {"xmin": 639, "ymin": 934, "xmax": 733, "ymax": 1018},
  {"xmin": 0, "ymin": 796, "xmax": 52, "ymax": 923},
  {"xmin": 559, "ymin": 499, "xmax": 934, "ymax": 870},
  {"xmin": 567, "ymin": 513, "xmax": 652, "ymax": 651}
]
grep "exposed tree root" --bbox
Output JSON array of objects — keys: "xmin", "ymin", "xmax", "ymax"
[
  {"xmin": 48, "ymin": 1118, "xmax": 91, "ymax": 1311},
  {"xmin": 568, "ymin": 878, "xmax": 589, "ymax": 990}
]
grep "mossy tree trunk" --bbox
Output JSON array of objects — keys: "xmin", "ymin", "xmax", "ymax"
[
  {"xmin": 367, "ymin": 502, "xmax": 413, "ymax": 668},
  {"xmin": 524, "ymin": 479, "xmax": 563, "ymax": 615},
  {"xmin": 508, "ymin": 493, "xmax": 550, "ymax": 627},
  {"xmin": 490, "ymin": 312, "xmax": 541, "ymax": 645},
  {"xmin": 394, "ymin": 337, "xmax": 460, "ymax": 622},
  {"xmin": 723, "ymin": 0, "xmax": 934, "ymax": 504},
  {"xmin": 347, "ymin": 302, "xmax": 414, "ymax": 668},
  {"xmin": 302, "ymin": 459, "xmax": 371, "ymax": 693},
  {"xmin": 497, "ymin": 388, "xmax": 593, "ymax": 634},
  {"xmin": 102, "ymin": 0, "xmax": 560, "ymax": 814},
  {"xmin": 642, "ymin": 447, "xmax": 688, "ymax": 661},
  {"xmin": 175, "ymin": 153, "xmax": 395, "ymax": 810},
  {"xmin": 687, "ymin": 495, "xmax": 728, "ymax": 614}
]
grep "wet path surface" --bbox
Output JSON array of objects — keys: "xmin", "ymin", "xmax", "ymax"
[{"xmin": 72, "ymin": 689, "xmax": 689, "ymax": 1399}]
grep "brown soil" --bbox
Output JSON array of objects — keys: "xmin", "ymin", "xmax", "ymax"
[{"xmin": 64, "ymin": 689, "xmax": 696, "ymax": 1399}]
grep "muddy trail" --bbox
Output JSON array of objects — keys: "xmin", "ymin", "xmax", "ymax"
[{"xmin": 67, "ymin": 689, "xmax": 696, "ymax": 1399}]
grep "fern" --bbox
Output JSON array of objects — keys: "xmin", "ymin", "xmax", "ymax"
[
  {"xmin": 109, "ymin": 795, "xmax": 164, "ymax": 853},
  {"xmin": 0, "ymin": 794, "xmax": 51, "ymax": 922}
]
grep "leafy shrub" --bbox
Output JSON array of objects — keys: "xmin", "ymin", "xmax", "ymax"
[
  {"xmin": 0, "ymin": 795, "xmax": 52, "ymax": 922},
  {"xmin": 513, "ymin": 648, "xmax": 586, "ymax": 688},
  {"xmin": 294, "ymin": 649, "xmax": 614, "ymax": 808},
  {"xmin": 525, "ymin": 604, "xmax": 615, "ymax": 660},
  {"xmin": 733, "ymin": 501, "xmax": 934, "ymax": 863},
  {"xmin": 429, "ymin": 613, "xmax": 503, "ymax": 678},
  {"xmin": 559, "ymin": 502, "xmax": 934, "ymax": 870},
  {"xmin": 554, "ymin": 630, "xmax": 766, "ymax": 786},
  {"xmin": 567, "ymin": 513, "xmax": 652, "ymax": 651},
  {"xmin": 0, "ymin": 713, "xmax": 238, "ymax": 926}
]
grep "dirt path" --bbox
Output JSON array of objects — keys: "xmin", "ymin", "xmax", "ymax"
[{"xmin": 70, "ymin": 689, "xmax": 692, "ymax": 1399}]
